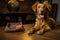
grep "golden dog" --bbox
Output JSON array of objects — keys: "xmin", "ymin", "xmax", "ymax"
[{"xmin": 27, "ymin": 1, "xmax": 57, "ymax": 35}]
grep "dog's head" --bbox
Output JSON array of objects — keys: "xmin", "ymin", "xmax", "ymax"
[{"xmin": 32, "ymin": 1, "xmax": 51, "ymax": 19}]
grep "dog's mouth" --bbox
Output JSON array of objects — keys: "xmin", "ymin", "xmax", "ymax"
[
  {"xmin": 40, "ymin": 11, "xmax": 45, "ymax": 19},
  {"xmin": 40, "ymin": 15, "xmax": 44, "ymax": 19}
]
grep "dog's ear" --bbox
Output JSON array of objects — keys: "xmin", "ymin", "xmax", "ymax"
[
  {"xmin": 43, "ymin": 1, "xmax": 52, "ymax": 11},
  {"xmin": 32, "ymin": 1, "xmax": 39, "ymax": 12}
]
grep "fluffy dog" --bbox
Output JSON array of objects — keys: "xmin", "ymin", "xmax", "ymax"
[{"xmin": 27, "ymin": 1, "xmax": 57, "ymax": 35}]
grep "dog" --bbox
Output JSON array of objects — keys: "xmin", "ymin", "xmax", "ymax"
[{"xmin": 27, "ymin": 1, "xmax": 57, "ymax": 35}]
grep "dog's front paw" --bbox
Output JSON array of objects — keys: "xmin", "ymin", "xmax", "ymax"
[
  {"xmin": 27, "ymin": 29, "xmax": 35, "ymax": 35},
  {"xmin": 27, "ymin": 30, "xmax": 36, "ymax": 35},
  {"xmin": 37, "ymin": 29, "xmax": 44, "ymax": 35},
  {"xmin": 27, "ymin": 31, "xmax": 34, "ymax": 35},
  {"xmin": 37, "ymin": 31, "xmax": 44, "ymax": 35}
]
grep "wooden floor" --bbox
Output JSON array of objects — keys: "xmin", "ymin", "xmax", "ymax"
[{"xmin": 0, "ymin": 24, "xmax": 60, "ymax": 40}]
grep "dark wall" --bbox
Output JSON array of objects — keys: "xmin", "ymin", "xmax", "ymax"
[
  {"xmin": 0, "ymin": 0, "xmax": 57, "ymax": 26},
  {"xmin": 0, "ymin": 0, "xmax": 37, "ymax": 26}
]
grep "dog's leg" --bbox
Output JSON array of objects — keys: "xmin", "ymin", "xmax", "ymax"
[
  {"xmin": 37, "ymin": 25, "xmax": 51, "ymax": 35},
  {"xmin": 37, "ymin": 28, "xmax": 44, "ymax": 35},
  {"xmin": 27, "ymin": 21, "xmax": 40, "ymax": 35},
  {"xmin": 44, "ymin": 24, "xmax": 51, "ymax": 32},
  {"xmin": 36, "ymin": 22, "xmax": 45, "ymax": 35},
  {"xmin": 36, "ymin": 22, "xmax": 51, "ymax": 35},
  {"xmin": 27, "ymin": 28, "xmax": 40, "ymax": 35}
]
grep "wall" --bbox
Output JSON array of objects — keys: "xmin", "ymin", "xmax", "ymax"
[{"xmin": 52, "ymin": 0, "xmax": 60, "ymax": 22}]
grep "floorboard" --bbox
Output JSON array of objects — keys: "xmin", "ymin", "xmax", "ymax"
[{"xmin": 0, "ymin": 24, "xmax": 60, "ymax": 40}]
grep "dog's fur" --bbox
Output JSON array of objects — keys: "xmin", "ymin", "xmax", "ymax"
[{"xmin": 28, "ymin": 1, "xmax": 57, "ymax": 35}]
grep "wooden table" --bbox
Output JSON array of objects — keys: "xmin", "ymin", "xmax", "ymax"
[{"xmin": 0, "ymin": 24, "xmax": 60, "ymax": 40}]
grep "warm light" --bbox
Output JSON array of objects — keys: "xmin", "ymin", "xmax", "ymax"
[
  {"xmin": 8, "ymin": 0, "xmax": 17, "ymax": 4},
  {"xmin": 19, "ymin": 33, "xmax": 33, "ymax": 40}
]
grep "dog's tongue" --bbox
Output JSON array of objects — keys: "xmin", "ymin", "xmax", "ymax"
[{"xmin": 40, "ymin": 15, "xmax": 44, "ymax": 19}]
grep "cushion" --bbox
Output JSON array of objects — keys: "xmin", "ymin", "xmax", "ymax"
[{"xmin": 5, "ymin": 22, "xmax": 25, "ymax": 32}]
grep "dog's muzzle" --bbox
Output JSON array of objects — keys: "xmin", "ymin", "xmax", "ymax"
[{"xmin": 40, "ymin": 11, "xmax": 44, "ymax": 19}]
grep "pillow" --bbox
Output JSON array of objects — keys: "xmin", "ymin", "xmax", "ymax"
[{"xmin": 5, "ymin": 22, "xmax": 25, "ymax": 32}]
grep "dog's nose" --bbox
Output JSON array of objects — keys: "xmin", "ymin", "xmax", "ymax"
[{"xmin": 41, "ymin": 11, "xmax": 44, "ymax": 15}]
